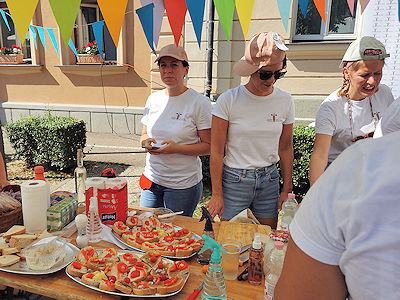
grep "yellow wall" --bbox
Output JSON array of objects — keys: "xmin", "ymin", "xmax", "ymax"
[{"xmin": 0, "ymin": 0, "xmax": 152, "ymax": 108}]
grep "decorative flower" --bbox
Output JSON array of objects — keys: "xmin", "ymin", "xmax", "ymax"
[
  {"xmin": 0, "ymin": 45, "xmax": 22, "ymax": 55},
  {"xmin": 76, "ymin": 41, "xmax": 100, "ymax": 55}
]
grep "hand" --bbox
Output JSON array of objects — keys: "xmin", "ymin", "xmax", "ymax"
[
  {"xmin": 142, "ymin": 138, "xmax": 157, "ymax": 153},
  {"xmin": 149, "ymin": 140, "xmax": 179, "ymax": 155},
  {"xmin": 279, "ymin": 191, "xmax": 289, "ymax": 210},
  {"xmin": 206, "ymin": 195, "xmax": 224, "ymax": 218}
]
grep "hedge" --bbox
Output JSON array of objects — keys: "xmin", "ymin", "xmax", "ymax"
[{"xmin": 5, "ymin": 112, "xmax": 86, "ymax": 171}]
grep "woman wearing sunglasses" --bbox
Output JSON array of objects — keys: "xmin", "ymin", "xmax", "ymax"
[
  {"xmin": 309, "ymin": 37, "xmax": 395, "ymax": 186},
  {"xmin": 206, "ymin": 32, "xmax": 294, "ymax": 228}
]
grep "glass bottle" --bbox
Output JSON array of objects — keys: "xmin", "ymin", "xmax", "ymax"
[{"xmin": 74, "ymin": 149, "xmax": 87, "ymax": 205}]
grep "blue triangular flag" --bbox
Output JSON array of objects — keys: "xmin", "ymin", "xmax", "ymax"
[
  {"xmin": 298, "ymin": 0, "xmax": 308, "ymax": 18},
  {"xmin": 136, "ymin": 3, "xmax": 156, "ymax": 55},
  {"xmin": 47, "ymin": 28, "xmax": 59, "ymax": 56},
  {"xmin": 185, "ymin": 0, "xmax": 205, "ymax": 48},
  {"xmin": 29, "ymin": 25, "xmax": 38, "ymax": 49},
  {"xmin": 277, "ymin": 0, "xmax": 293, "ymax": 31},
  {"xmin": 91, "ymin": 21, "xmax": 105, "ymax": 60},
  {"xmin": 68, "ymin": 38, "xmax": 78, "ymax": 57},
  {"xmin": 0, "ymin": 10, "xmax": 10, "ymax": 31},
  {"xmin": 36, "ymin": 26, "xmax": 46, "ymax": 51}
]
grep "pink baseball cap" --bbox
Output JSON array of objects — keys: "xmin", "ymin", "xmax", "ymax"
[
  {"xmin": 233, "ymin": 32, "xmax": 288, "ymax": 76},
  {"xmin": 154, "ymin": 44, "xmax": 189, "ymax": 63}
]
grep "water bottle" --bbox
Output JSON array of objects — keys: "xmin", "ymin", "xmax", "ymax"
[
  {"xmin": 202, "ymin": 247, "xmax": 227, "ymax": 300},
  {"xmin": 86, "ymin": 196, "xmax": 102, "ymax": 243},
  {"xmin": 248, "ymin": 233, "xmax": 264, "ymax": 285},
  {"xmin": 264, "ymin": 241, "xmax": 285, "ymax": 300},
  {"xmin": 280, "ymin": 193, "xmax": 298, "ymax": 232}
]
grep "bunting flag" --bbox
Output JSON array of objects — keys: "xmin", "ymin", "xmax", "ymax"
[
  {"xmin": 48, "ymin": 0, "xmax": 82, "ymax": 48},
  {"xmin": 277, "ymin": 0, "xmax": 292, "ymax": 31},
  {"xmin": 29, "ymin": 25, "xmax": 37, "ymax": 49},
  {"xmin": 92, "ymin": 21, "xmax": 105, "ymax": 59},
  {"xmin": 136, "ymin": 4, "xmax": 157, "ymax": 54},
  {"xmin": 46, "ymin": 28, "xmax": 59, "ymax": 56},
  {"xmin": 68, "ymin": 38, "xmax": 78, "ymax": 57},
  {"xmin": 140, "ymin": 0, "xmax": 165, "ymax": 48},
  {"xmin": 186, "ymin": 0, "xmax": 206, "ymax": 47},
  {"xmin": 36, "ymin": 26, "xmax": 46, "ymax": 51},
  {"xmin": 346, "ymin": 0, "xmax": 355, "ymax": 16},
  {"xmin": 164, "ymin": 0, "xmax": 188, "ymax": 46},
  {"xmin": 359, "ymin": 0, "xmax": 371, "ymax": 14},
  {"xmin": 6, "ymin": 0, "xmax": 39, "ymax": 44},
  {"xmin": 214, "ymin": 0, "xmax": 236, "ymax": 41},
  {"xmin": 0, "ymin": 10, "xmax": 11, "ymax": 31},
  {"xmin": 235, "ymin": 0, "xmax": 254, "ymax": 38},
  {"xmin": 298, "ymin": 0, "xmax": 309, "ymax": 18},
  {"xmin": 398, "ymin": 0, "xmax": 400, "ymax": 22},
  {"xmin": 98, "ymin": 0, "xmax": 128, "ymax": 47},
  {"xmin": 312, "ymin": 0, "xmax": 326, "ymax": 23}
]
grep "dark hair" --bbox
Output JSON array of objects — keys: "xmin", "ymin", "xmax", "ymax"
[
  {"xmin": 282, "ymin": 56, "xmax": 287, "ymax": 69},
  {"xmin": 157, "ymin": 59, "xmax": 189, "ymax": 68}
]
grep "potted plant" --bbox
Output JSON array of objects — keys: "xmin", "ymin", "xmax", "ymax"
[
  {"xmin": 0, "ymin": 45, "xmax": 24, "ymax": 64},
  {"xmin": 76, "ymin": 41, "xmax": 104, "ymax": 64}
]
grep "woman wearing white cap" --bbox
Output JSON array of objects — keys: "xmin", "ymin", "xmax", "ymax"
[
  {"xmin": 309, "ymin": 36, "xmax": 395, "ymax": 186},
  {"xmin": 206, "ymin": 32, "xmax": 294, "ymax": 228},
  {"xmin": 139, "ymin": 44, "xmax": 212, "ymax": 217}
]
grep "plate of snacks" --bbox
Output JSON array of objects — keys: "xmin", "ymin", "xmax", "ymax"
[
  {"xmin": 0, "ymin": 225, "xmax": 79, "ymax": 275},
  {"xmin": 66, "ymin": 247, "xmax": 190, "ymax": 297},
  {"xmin": 111, "ymin": 215, "xmax": 203, "ymax": 259}
]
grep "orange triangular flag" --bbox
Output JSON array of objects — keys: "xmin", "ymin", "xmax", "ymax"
[
  {"xmin": 312, "ymin": 0, "xmax": 326, "ymax": 23},
  {"xmin": 164, "ymin": 0, "xmax": 187, "ymax": 46},
  {"xmin": 98, "ymin": 0, "xmax": 128, "ymax": 47}
]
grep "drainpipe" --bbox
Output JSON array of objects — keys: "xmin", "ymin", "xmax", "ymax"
[{"xmin": 204, "ymin": 0, "xmax": 215, "ymax": 98}]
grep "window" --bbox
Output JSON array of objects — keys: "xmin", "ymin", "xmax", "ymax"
[
  {"xmin": 75, "ymin": 1, "xmax": 117, "ymax": 61},
  {"xmin": 0, "ymin": 3, "xmax": 32, "ymax": 63},
  {"xmin": 293, "ymin": 0, "xmax": 359, "ymax": 41}
]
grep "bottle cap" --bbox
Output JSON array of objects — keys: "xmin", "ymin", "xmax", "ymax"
[
  {"xmin": 288, "ymin": 193, "xmax": 295, "ymax": 199},
  {"xmin": 274, "ymin": 241, "xmax": 284, "ymax": 250},
  {"xmin": 252, "ymin": 233, "xmax": 262, "ymax": 249}
]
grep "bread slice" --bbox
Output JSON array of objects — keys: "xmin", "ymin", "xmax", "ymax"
[
  {"xmin": 9, "ymin": 234, "xmax": 37, "ymax": 249},
  {"xmin": 3, "ymin": 225, "xmax": 25, "ymax": 239},
  {"xmin": 0, "ymin": 254, "xmax": 20, "ymax": 267},
  {"xmin": 115, "ymin": 278, "xmax": 132, "ymax": 294},
  {"xmin": 156, "ymin": 277, "xmax": 184, "ymax": 295},
  {"xmin": 2, "ymin": 247, "xmax": 20, "ymax": 255}
]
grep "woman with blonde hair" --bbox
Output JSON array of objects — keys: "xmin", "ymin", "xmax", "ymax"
[{"xmin": 309, "ymin": 36, "xmax": 395, "ymax": 185}]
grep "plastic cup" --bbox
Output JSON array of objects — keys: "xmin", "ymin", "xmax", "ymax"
[{"xmin": 221, "ymin": 239, "xmax": 241, "ymax": 280}]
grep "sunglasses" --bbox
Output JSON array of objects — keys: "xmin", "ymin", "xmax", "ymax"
[
  {"xmin": 257, "ymin": 69, "xmax": 287, "ymax": 81},
  {"xmin": 352, "ymin": 131, "xmax": 374, "ymax": 143}
]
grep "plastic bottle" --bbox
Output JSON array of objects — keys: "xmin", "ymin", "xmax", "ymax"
[
  {"xmin": 86, "ymin": 196, "xmax": 102, "ymax": 243},
  {"xmin": 280, "ymin": 193, "xmax": 298, "ymax": 232},
  {"xmin": 264, "ymin": 241, "xmax": 285, "ymax": 300},
  {"xmin": 74, "ymin": 149, "xmax": 87, "ymax": 205},
  {"xmin": 248, "ymin": 233, "xmax": 264, "ymax": 285},
  {"xmin": 197, "ymin": 206, "xmax": 215, "ymax": 265},
  {"xmin": 34, "ymin": 166, "xmax": 46, "ymax": 181},
  {"xmin": 202, "ymin": 243, "xmax": 227, "ymax": 300}
]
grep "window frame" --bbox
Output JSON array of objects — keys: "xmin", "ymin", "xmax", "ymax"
[
  {"xmin": 291, "ymin": 0, "xmax": 362, "ymax": 42},
  {"xmin": 76, "ymin": 3, "xmax": 100, "ymax": 48}
]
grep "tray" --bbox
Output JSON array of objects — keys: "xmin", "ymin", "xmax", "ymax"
[
  {"xmin": 112, "ymin": 226, "xmax": 202, "ymax": 259},
  {"xmin": 0, "ymin": 242, "xmax": 79, "ymax": 275},
  {"xmin": 66, "ymin": 249, "xmax": 190, "ymax": 298}
]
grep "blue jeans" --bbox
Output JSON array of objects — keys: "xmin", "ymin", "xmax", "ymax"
[
  {"xmin": 221, "ymin": 164, "xmax": 280, "ymax": 220},
  {"xmin": 140, "ymin": 181, "xmax": 202, "ymax": 217}
]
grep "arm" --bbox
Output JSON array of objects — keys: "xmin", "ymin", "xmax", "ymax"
[
  {"xmin": 309, "ymin": 134, "xmax": 332, "ymax": 186},
  {"xmin": 278, "ymin": 123, "xmax": 293, "ymax": 209},
  {"xmin": 205, "ymin": 116, "xmax": 228, "ymax": 218},
  {"xmin": 275, "ymin": 237, "xmax": 347, "ymax": 300},
  {"xmin": 140, "ymin": 125, "xmax": 156, "ymax": 150}
]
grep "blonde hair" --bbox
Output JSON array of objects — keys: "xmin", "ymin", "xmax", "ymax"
[{"xmin": 338, "ymin": 61, "xmax": 364, "ymax": 97}]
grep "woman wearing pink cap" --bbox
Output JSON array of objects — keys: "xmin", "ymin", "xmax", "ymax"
[
  {"xmin": 139, "ymin": 44, "xmax": 212, "ymax": 217},
  {"xmin": 309, "ymin": 36, "xmax": 395, "ymax": 186},
  {"xmin": 206, "ymin": 32, "xmax": 294, "ymax": 228}
]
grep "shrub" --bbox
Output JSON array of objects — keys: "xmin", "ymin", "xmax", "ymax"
[{"xmin": 5, "ymin": 112, "xmax": 86, "ymax": 171}]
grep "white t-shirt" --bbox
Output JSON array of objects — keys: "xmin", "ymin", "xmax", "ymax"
[
  {"xmin": 212, "ymin": 85, "xmax": 294, "ymax": 169},
  {"xmin": 373, "ymin": 98, "xmax": 400, "ymax": 138},
  {"xmin": 290, "ymin": 131, "xmax": 400, "ymax": 300},
  {"xmin": 315, "ymin": 84, "xmax": 394, "ymax": 162},
  {"xmin": 141, "ymin": 88, "xmax": 212, "ymax": 189}
]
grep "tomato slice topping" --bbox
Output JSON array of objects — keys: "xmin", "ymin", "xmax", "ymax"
[
  {"xmin": 147, "ymin": 275, "xmax": 154, "ymax": 281},
  {"xmin": 176, "ymin": 260, "xmax": 188, "ymax": 270},
  {"xmin": 136, "ymin": 238, "xmax": 144, "ymax": 245},
  {"xmin": 186, "ymin": 239, "xmax": 195, "ymax": 245},
  {"xmin": 150, "ymin": 256, "xmax": 157, "ymax": 263},
  {"xmin": 175, "ymin": 232, "xmax": 181, "ymax": 237},
  {"xmin": 144, "ymin": 220, "xmax": 150, "ymax": 226},
  {"xmin": 117, "ymin": 262, "xmax": 128, "ymax": 274},
  {"xmin": 130, "ymin": 270, "xmax": 141, "ymax": 278},
  {"xmin": 160, "ymin": 274, "xmax": 167, "ymax": 281},
  {"xmin": 123, "ymin": 253, "xmax": 133, "ymax": 260},
  {"xmin": 164, "ymin": 277, "xmax": 178, "ymax": 286},
  {"xmin": 182, "ymin": 229, "xmax": 189, "ymax": 234},
  {"xmin": 86, "ymin": 273, "xmax": 94, "ymax": 279},
  {"xmin": 108, "ymin": 275, "xmax": 116, "ymax": 283},
  {"xmin": 136, "ymin": 261, "xmax": 145, "ymax": 268},
  {"xmin": 123, "ymin": 277, "xmax": 131, "ymax": 284},
  {"xmin": 158, "ymin": 262, "xmax": 164, "ymax": 269}
]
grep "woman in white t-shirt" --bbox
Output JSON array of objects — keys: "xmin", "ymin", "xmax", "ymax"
[
  {"xmin": 309, "ymin": 36, "xmax": 394, "ymax": 186},
  {"xmin": 139, "ymin": 44, "xmax": 212, "ymax": 217},
  {"xmin": 206, "ymin": 32, "xmax": 294, "ymax": 229}
]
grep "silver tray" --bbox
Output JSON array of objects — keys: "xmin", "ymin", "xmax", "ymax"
[
  {"xmin": 0, "ymin": 242, "xmax": 79, "ymax": 275},
  {"xmin": 66, "ymin": 249, "xmax": 189, "ymax": 298},
  {"xmin": 112, "ymin": 225, "xmax": 202, "ymax": 259}
]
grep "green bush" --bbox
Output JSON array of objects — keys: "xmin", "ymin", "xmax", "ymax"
[{"xmin": 5, "ymin": 112, "xmax": 86, "ymax": 171}]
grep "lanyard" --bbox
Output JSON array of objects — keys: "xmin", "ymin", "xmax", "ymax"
[{"xmin": 346, "ymin": 96, "xmax": 378, "ymax": 138}]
